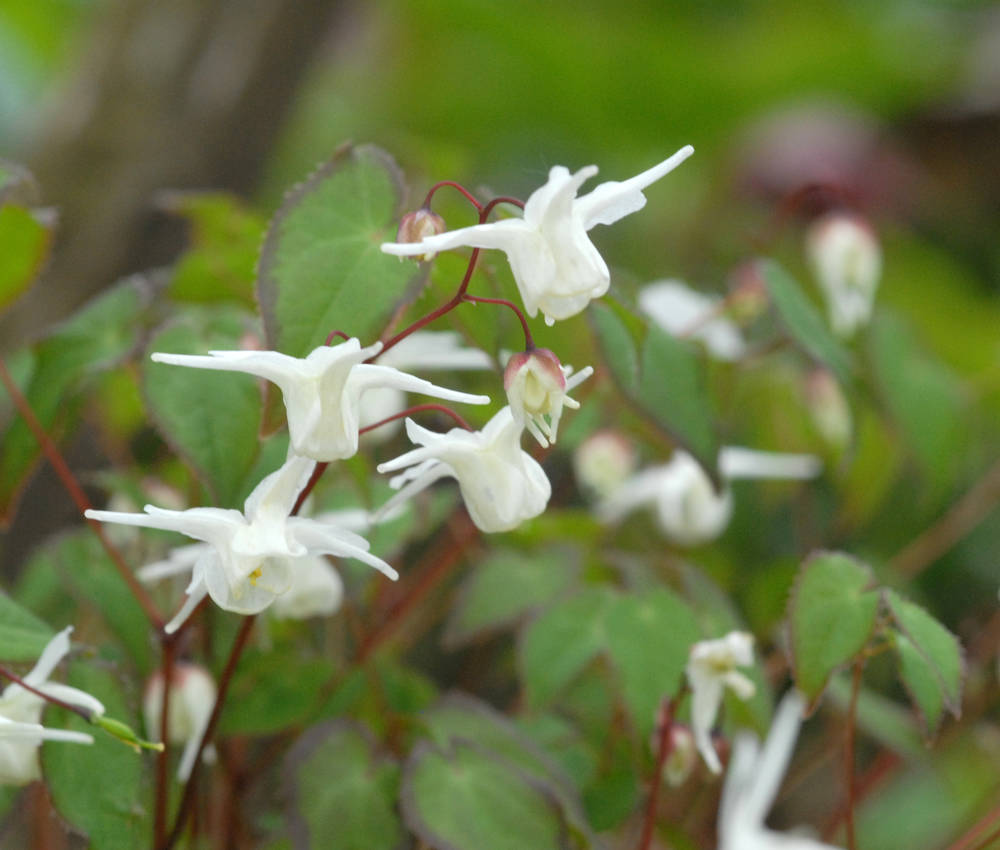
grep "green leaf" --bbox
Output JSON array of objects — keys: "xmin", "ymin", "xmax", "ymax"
[
  {"xmin": 884, "ymin": 590, "xmax": 963, "ymax": 725},
  {"xmin": 161, "ymin": 191, "xmax": 266, "ymax": 307},
  {"xmin": 868, "ymin": 313, "xmax": 965, "ymax": 493},
  {"xmin": 19, "ymin": 530, "xmax": 153, "ymax": 673},
  {"xmin": 519, "ymin": 587, "xmax": 614, "ymax": 709},
  {"xmin": 0, "ymin": 280, "xmax": 148, "ymax": 521},
  {"xmin": 604, "ymin": 588, "xmax": 700, "ymax": 739},
  {"xmin": 258, "ymin": 144, "xmax": 424, "ymax": 357},
  {"xmin": 589, "ymin": 300, "xmax": 640, "ymax": 396},
  {"xmin": 43, "ymin": 661, "xmax": 151, "ymax": 850},
  {"xmin": 0, "ymin": 204, "xmax": 52, "ymax": 315},
  {"xmin": 758, "ymin": 259, "xmax": 853, "ymax": 384},
  {"xmin": 0, "ymin": 592, "xmax": 54, "ymax": 661},
  {"xmin": 144, "ymin": 306, "xmax": 263, "ymax": 507},
  {"xmin": 443, "ymin": 547, "xmax": 578, "ymax": 648},
  {"xmin": 284, "ymin": 721, "xmax": 403, "ymax": 850},
  {"xmin": 220, "ymin": 651, "xmax": 331, "ymax": 736},
  {"xmin": 638, "ymin": 323, "xmax": 717, "ymax": 469},
  {"xmin": 788, "ymin": 551, "xmax": 880, "ymax": 700},
  {"xmin": 892, "ymin": 630, "xmax": 946, "ymax": 738},
  {"xmin": 402, "ymin": 740, "xmax": 573, "ymax": 850}
]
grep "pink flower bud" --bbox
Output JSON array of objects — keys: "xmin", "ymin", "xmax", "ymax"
[
  {"xmin": 804, "ymin": 368, "xmax": 851, "ymax": 448},
  {"xmin": 504, "ymin": 349, "xmax": 592, "ymax": 447},
  {"xmin": 395, "ymin": 209, "xmax": 447, "ymax": 261}
]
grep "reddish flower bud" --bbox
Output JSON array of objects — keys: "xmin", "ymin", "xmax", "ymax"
[{"xmin": 395, "ymin": 208, "xmax": 447, "ymax": 261}]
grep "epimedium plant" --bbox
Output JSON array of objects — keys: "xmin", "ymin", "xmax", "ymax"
[{"xmin": 0, "ymin": 142, "xmax": 988, "ymax": 850}]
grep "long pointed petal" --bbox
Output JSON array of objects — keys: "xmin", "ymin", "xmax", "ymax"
[
  {"xmin": 23, "ymin": 626, "xmax": 72, "ymax": 687},
  {"xmin": 719, "ymin": 448, "xmax": 821, "ymax": 481},
  {"xmin": 381, "ymin": 218, "xmax": 531, "ymax": 258},
  {"xmin": 164, "ymin": 579, "xmax": 210, "ymax": 634},
  {"xmin": 151, "ymin": 350, "xmax": 301, "ymax": 392},
  {"xmin": 350, "ymin": 364, "xmax": 490, "ymax": 406},
  {"xmin": 371, "ymin": 465, "xmax": 452, "ymax": 525}
]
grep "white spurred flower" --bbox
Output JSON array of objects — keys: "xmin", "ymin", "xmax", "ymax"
[
  {"xmin": 359, "ymin": 331, "xmax": 494, "ymax": 443},
  {"xmin": 151, "ymin": 337, "xmax": 490, "ymax": 462},
  {"xmin": 381, "ymin": 147, "xmax": 694, "ymax": 325},
  {"xmin": 806, "ymin": 213, "xmax": 881, "ymax": 338},
  {"xmin": 0, "ymin": 627, "xmax": 105, "ymax": 786},
  {"xmin": 573, "ymin": 430, "xmax": 637, "ymax": 500},
  {"xmin": 598, "ymin": 447, "xmax": 820, "ymax": 546},
  {"xmin": 271, "ymin": 555, "xmax": 344, "ymax": 620},
  {"xmin": 719, "ymin": 691, "xmax": 840, "ymax": 849},
  {"xmin": 143, "ymin": 663, "xmax": 217, "ymax": 782},
  {"xmin": 87, "ymin": 456, "xmax": 398, "ymax": 633},
  {"xmin": 503, "ymin": 348, "xmax": 593, "ymax": 447},
  {"xmin": 374, "ymin": 406, "xmax": 551, "ymax": 533},
  {"xmin": 638, "ymin": 279, "xmax": 747, "ymax": 361},
  {"xmin": 686, "ymin": 631, "xmax": 756, "ymax": 774}
]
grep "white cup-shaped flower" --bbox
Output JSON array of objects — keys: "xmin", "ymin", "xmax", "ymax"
[
  {"xmin": 382, "ymin": 147, "xmax": 694, "ymax": 325},
  {"xmin": 143, "ymin": 663, "xmax": 217, "ymax": 782},
  {"xmin": 598, "ymin": 447, "xmax": 821, "ymax": 546},
  {"xmin": 151, "ymin": 337, "xmax": 490, "ymax": 462},
  {"xmin": 719, "ymin": 691, "xmax": 840, "ymax": 849},
  {"xmin": 270, "ymin": 555, "xmax": 344, "ymax": 620},
  {"xmin": 806, "ymin": 213, "xmax": 881, "ymax": 338},
  {"xmin": 87, "ymin": 456, "xmax": 398, "ymax": 633},
  {"xmin": 374, "ymin": 406, "xmax": 551, "ymax": 533},
  {"xmin": 573, "ymin": 430, "xmax": 637, "ymax": 500},
  {"xmin": 686, "ymin": 631, "xmax": 757, "ymax": 774},
  {"xmin": 503, "ymin": 348, "xmax": 593, "ymax": 447},
  {"xmin": 638, "ymin": 279, "xmax": 747, "ymax": 361},
  {"xmin": 0, "ymin": 627, "xmax": 105, "ymax": 786}
]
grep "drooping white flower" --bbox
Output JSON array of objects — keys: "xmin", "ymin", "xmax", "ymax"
[
  {"xmin": 382, "ymin": 147, "xmax": 695, "ymax": 325},
  {"xmin": 503, "ymin": 348, "xmax": 593, "ymax": 447},
  {"xmin": 270, "ymin": 555, "xmax": 344, "ymax": 620},
  {"xmin": 151, "ymin": 337, "xmax": 490, "ymax": 462},
  {"xmin": 87, "ymin": 456, "xmax": 398, "ymax": 633},
  {"xmin": 143, "ymin": 663, "xmax": 217, "ymax": 782},
  {"xmin": 718, "ymin": 691, "xmax": 841, "ymax": 849},
  {"xmin": 686, "ymin": 631, "xmax": 757, "ymax": 774},
  {"xmin": 0, "ymin": 627, "xmax": 105, "ymax": 786},
  {"xmin": 638, "ymin": 279, "xmax": 747, "ymax": 361},
  {"xmin": 805, "ymin": 213, "xmax": 881, "ymax": 338},
  {"xmin": 598, "ymin": 447, "xmax": 820, "ymax": 546},
  {"xmin": 374, "ymin": 406, "xmax": 551, "ymax": 533},
  {"xmin": 359, "ymin": 331, "xmax": 494, "ymax": 442}
]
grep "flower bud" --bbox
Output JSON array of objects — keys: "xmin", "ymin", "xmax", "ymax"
[
  {"xmin": 573, "ymin": 430, "xmax": 636, "ymax": 499},
  {"xmin": 804, "ymin": 368, "xmax": 851, "ymax": 449},
  {"xmin": 143, "ymin": 663, "xmax": 217, "ymax": 781},
  {"xmin": 395, "ymin": 208, "xmax": 447, "ymax": 262},
  {"xmin": 805, "ymin": 212, "xmax": 881, "ymax": 337},
  {"xmin": 664, "ymin": 726, "xmax": 698, "ymax": 786},
  {"xmin": 504, "ymin": 348, "xmax": 591, "ymax": 447}
]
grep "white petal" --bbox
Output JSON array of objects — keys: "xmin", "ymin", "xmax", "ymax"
[
  {"xmin": 349, "ymin": 364, "xmax": 490, "ymax": 406},
  {"xmin": 381, "ymin": 218, "xmax": 532, "ymax": 258},
  {"xmin": 23, "ymin": 626, "xmax": 72, "ymax": 687},
  {"xmin": 719, "ymin": 448, "xmax": 821, "ymax": 481}
]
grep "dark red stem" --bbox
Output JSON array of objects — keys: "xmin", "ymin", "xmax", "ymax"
[
  {"xmin": 324, "ymin": 329, "xmax": 350, "ymax": 345},
  {"xmin": 0, "ymin": 665, "xmax": 93, "ymax": 722},
  {"xmin": 0, "ymin": 357, "xmax": 164, "ymax": 629},
  {"xmin": 638, "ymin": 695, "xmax": 678, "ymax": 850},
  {"xmin": 153, "ymin": 636, "xmax": 176, "ymax": 847},
  {"xmin": 423, "ymin": 180, "xmax": 483, "ymax": 212},
  {"xmin": 463, "ymin": 294, "xmax": 534, "ymax": 348},
  {"xmin": 160, "ymin": 615, "xmax": 257, "ymax": 850},
  {"xmin": 358, "ymin": 403, "xmax": 472, "ymax": 436}
]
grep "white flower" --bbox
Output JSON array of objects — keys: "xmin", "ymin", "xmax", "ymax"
[
  {"xmin": 87, "ymin": 456, "xmax": 398, "ymax": 633},
  {"xmin": 381, "ymin": 147, "xmax": 695, "ymax": 325},
  {"xmin": 359, "ymin": 331, "xmax": 494, "ymax": 443},
  {"xmin": 270, "ymin": 556, "xmax": 344, "ymax": 620},
  {"xmin": 686, "ymin": 631, "xmax": 756, "ymax": 774},
  {"xmin": 503, "ymin": 348, "xmax": 593, "ymax": 447},
  {"xmin": 638, "ymin": 279, "xmax": 747, "ymax": 361},
  {"xmin": 719, "ymin": 691, "xmax": 841, "ymax": 849},
  {"xmin": 598, "ymin": 447, "xmax": 820, "ymax": 546},
  {"xmin": 0, "ymin": 627, "xmax": 105, "ymax": 786},
  {"xmin": 143, "ymin": 663, "xmax": 217, "ymax": 782},
  {"xmin": 805, "ymin": 213, "xmax": 881, "ymax": 338},
  {"xmin": 374, "ymin": 406, "xmax": 551, "ymax": 533},
  {"xmin": 151, "ymin": 337, "xmax": 490, "ymax": 461},
  {"xmin": 573, "ymin": 430, "xmax": 637, "ymax": 500}
]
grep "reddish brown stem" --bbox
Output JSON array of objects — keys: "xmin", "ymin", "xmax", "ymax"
[
  {"xmin": 160, "ymin": 615, "xmax": 257, "ymax": 850},
  {"xmin": 153, "ymin": 636, "xmax": 176, "ymax": 847},
  {"xmin": 358, "ymin": 403, "xmax": 472, "ymax": 436},
  {"xmin": 423, "ymin": 180, "xmax": 483, "ymax": 211},
  {"xmin": 638, "ymin": 696, "xmax": 678, "ymax": 850},
  {"xmin": 0, "ymin": 665, "xmax": 93, "ymax": 722},
  {"xmin": 945, "ymin": 800, "xmax": 1000, "ymax": 850},
  {"xmin": 462, "ymin": 294, "xmax": 534, "ymax": 348},
  {"xmin": 357, "ymin": 510, "xmax": 478, "ymax": 662},
  {"xmin": 845, "ymin": 659, "xmax": 863, "ymax": 850},
  {"xmin": 324, "ymin": 329, "xmax": 350, "ymax": 344},
  {"xmin": 0, "ymin": 356, "xmax": 164, "ymax": 629},
  {"xmin": 292, "ymin": 461, "xmax": 329, "ymax": 516}
]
